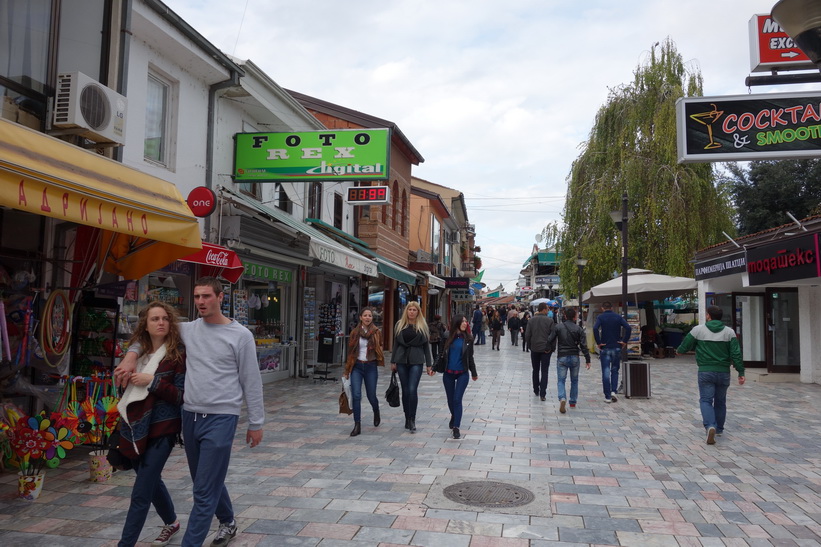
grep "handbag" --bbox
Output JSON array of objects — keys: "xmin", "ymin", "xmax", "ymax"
[
  {"xmin": 339, "ymin": 389, "xmax": 353, "ymax": 415},
  {"xmin": 106, "ymin": 430, "xmax": 133, "ymax": 471},
  {"xmin": 432, "ymin": 352, "xmax": 446, "ymax": 373},
  {"xmin": 385, "ymin": 371, "xmax": 400, "ymax": 407}
]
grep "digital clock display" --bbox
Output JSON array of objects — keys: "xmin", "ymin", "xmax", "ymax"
[{"xmin": 346, "ymin": 186, "xmax": 391, "ymax": 204}]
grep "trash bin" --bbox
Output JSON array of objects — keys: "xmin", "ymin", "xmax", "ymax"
[{"xmin": 625, "ymin": 360, "xmax": 651, "ymax": 398}]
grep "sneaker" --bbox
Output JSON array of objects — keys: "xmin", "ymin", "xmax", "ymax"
[
  {"xmin": 152, "ymin": 522, "xmax": 180, "ymax": 547},
  {"xmin": 604, "ymin": 397, "xmax": 612, "ymax": 403},
  {"xmin": 706, "ymin": 427, "xmax": 716, "ymax": 445},
  {"xmin": 569, "ymin": 403, "xmax": 576, "ymax": 408},
  {"xmin": 611, "ymin": 393, "xmax": 618, "ymax": 403},
  {"xmin": 559, "ymin": 399, "xmax": 567, "ymax": 414},
  {"xmin": 211, "ymin": 520, "xmax": 237, "ymax": 547},
  {"xmin": 452, "ymin": 427, "xmax": 460, "ymax": 439},
  {"xmin": 716, "ymin": 430, "xmax": 723, "ymax": 436}
]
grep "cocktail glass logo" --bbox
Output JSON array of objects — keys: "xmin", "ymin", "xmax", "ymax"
[{"xmin": 690, "ymin": 103, "xmax": 724, "ymax": 150}]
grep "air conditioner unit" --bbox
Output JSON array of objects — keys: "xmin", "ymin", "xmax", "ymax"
[{"xmin": 53, "ymin": 72, "xmax": 127, "ymax": 145}]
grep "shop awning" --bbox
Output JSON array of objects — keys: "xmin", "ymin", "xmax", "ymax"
[
  {"xmin": 305, "ymin": 217, "xmax": 418, "ymax": 285},
  {"xmin": 219, "ymin": 186, "xmax": 378, "ymax": 277},
  {"xmin": 0, "ymin": 119, "xmax": 201, "ymax": 279},
  {"xmin": 178, "ymin": 242, "xmax": 244, "ymax": 283},
  {"xmin": 426, "ymin": 273, "xmax": 447, "ymax": 288}
]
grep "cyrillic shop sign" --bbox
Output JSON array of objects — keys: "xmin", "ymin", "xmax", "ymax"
[
  {"xmin": 746, "ymin": 234, "xmax": 820, "ymax": 286},
  {"xmin": 234, "ymin": 129, "xmax": 390, "ymax": 182}
]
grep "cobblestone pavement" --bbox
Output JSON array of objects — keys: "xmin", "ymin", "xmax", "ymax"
[{"xmin": 2, "ymin": 337, "xmax": 821, "ymax": 546}]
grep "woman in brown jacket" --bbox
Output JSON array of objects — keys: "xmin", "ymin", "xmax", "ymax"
[{"xmin": 343, "ymin": 307, "xmax": 385, "ymax": 437}]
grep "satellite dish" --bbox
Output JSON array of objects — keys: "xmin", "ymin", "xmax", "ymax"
[{"xmin": 535, "ymin": 233, "xmax": 543, "ymax": 243}]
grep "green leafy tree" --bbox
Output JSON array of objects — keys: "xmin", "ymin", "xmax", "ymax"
[
  {"xmin": 558, "ymin": 38, "xmax": 735, "ymax": 296},
  {"xmin": 724, "ymin": 160, "xmax": 821, "ymax": 235}
]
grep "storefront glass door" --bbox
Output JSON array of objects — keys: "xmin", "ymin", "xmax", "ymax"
[
  {"xmin": 767, "ymin": 289, "xmax": 800, "ymax": 373},
  {"xmin": 732, "ymin": 294, "xmax": 765, "ymax": 368}
]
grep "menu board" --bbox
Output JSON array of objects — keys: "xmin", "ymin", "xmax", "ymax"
[{"xmin": 625, "ymin": 309, "xmax": 641, "ymax": 357}]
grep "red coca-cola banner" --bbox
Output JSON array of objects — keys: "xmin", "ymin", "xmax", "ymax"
[{"xmin": 178, "ymin": 242, "xmax": 244, "ymax": 283}]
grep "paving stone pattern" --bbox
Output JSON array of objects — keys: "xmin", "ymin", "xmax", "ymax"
[{"xmin": 2, "ymin": 340, "xmax": 821, "ymax": 546}]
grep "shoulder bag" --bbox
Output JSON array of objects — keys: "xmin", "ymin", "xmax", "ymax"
[{"xmin": 385, "ymin": 371, "xmax": 400, "ymax": 407}]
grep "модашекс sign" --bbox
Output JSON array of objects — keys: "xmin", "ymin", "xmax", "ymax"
[
  {"xmin": 233, "ymin": 129, "xmax": 390, "ymax": 182},
  {"xmin": 676, "ymin": 92, "xmax": 821, "ymax": 163}
]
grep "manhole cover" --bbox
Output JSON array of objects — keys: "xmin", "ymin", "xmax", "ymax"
[{"xmin": 442, "ymin": 481, "xmax": 535, "ymax": 508}]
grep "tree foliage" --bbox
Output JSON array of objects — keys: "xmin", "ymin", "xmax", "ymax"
[
  {"xmin": 557, "ymin": 38, "xmax": 735, "ymax": 297},
  {"xmin": 724, "ymin": 160, "xmax": 821, "ymax": 236}
]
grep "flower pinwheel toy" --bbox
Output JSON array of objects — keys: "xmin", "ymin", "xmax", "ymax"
[{"xmin": 2, "ymin": 412, "xmax": 78, "ymax": 476}]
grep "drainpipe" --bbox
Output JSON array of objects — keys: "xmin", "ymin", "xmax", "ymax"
[
  {"xmin": 112, "ymin": 0, "xmax": 133, "ymax": 163},
  {"xmin": 205, "ymin": 74, "xmax": 240, "ymax": 242}
]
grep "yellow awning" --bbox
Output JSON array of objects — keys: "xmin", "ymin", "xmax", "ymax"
[{"xmin": 0, "ymin": 119, "xmax": 201, "ymax": 279}]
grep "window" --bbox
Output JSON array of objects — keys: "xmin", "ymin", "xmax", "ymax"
[
  {"xmin": 275, "ymin": 183, "xmax": 292, "ymax": 214},
  {"xmin": 333, "ymin": 193, "xmax": 343, "ymax": 229},
  {"xmin": 391, "ymin": 181, "xmax": 399, "ymax": 230},
  {"xmin": 144, "ymin": 73, "xmax": 171, "ymax": 165},
  {"xmin": 431, "ymin": 216, "xmax": 440, "ymax": 264},
  {"xmin": 1, "ymin": 0, "xmax": 52, "ymax": 95},
  {"xmin": 308, "ymin": 182, "xmax": 322, "ymax": 219},
  {"xmin": 401, "ymin": 189, "xmax": 407, "ymax": 237}
]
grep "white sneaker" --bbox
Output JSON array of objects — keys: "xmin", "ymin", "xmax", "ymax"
[
  {"xmin": 604, "ymin": 398, "xmax": 612, "ymax": 403},
  {"xmin": 611, "ymin": 393, "xmax": 618, "ymax": 402}
]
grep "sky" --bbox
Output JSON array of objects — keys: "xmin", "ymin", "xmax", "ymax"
[{"xmin": 163, "ymin": 0, "xmax": 794, "ymax": 293}]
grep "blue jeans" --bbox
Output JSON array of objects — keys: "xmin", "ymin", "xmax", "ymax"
[
  {"xmin": 478, "ymin": 329, "xmax": 486, "ymax": 344},
  {"xmin": 396, "ymin": 363, "xmax": 423, "ymax": 420},
  {"xmin": 531, "ymin": 351, "xmax": 551, "ymax": 397},
  {"xmin": 473, "ymin": 324, "xmax": 482, "ymax": 343},
  {"xmin": 350, "ymin": 360, "xmax": 379, "ymax": 423},
  {"xmin": 599, "ymin": 347, "xmax": 621, "ymax": 397},
  {"xmin": 698, "ymin": 371, "xmax": 731, "ymax": 432},
  {"xmin": 181, "ymin": 412, "xmax": 238, "ymax": 547},
  {"xmin": 442, "ymin": 371, "xmax": 470, "ymax": 428},
  {"xmin": 556, "ymin": 355, "xmax": 581, "ymax": 404},
  {"xmin": 119, "ymin": 435, "xmax": 177, "ymax": 547}
]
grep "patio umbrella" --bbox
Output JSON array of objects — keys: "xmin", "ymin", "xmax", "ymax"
[
  {"xmin": 529, "ymin": 298, "xmax": 552, "ymax": 307},
  {"xmin": 582, "ymin": 268, "xmax": 696, "ymax": 304}
]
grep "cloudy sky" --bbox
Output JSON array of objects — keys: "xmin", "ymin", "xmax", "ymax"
[{"xmin": 164, "ymin": 0, "xmax": 792, "ymax": 292}]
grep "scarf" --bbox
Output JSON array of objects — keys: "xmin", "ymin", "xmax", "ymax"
[{"xmin": 116, "ymin": 343, "xmax": 167, "ymax": 429}]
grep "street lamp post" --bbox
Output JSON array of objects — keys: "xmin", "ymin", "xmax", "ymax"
[
  {"xmin": 575, "ymin": 254, "xmax": 588, "ymax": 327},
  {"xmin": 610, "ymin": 192, "xmax": 630, "ymax": 362}
]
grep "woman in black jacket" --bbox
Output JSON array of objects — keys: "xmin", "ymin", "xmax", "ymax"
[
  {"xmin": 390, "ymin": 302, "xmax": 432, "ymax": 432},
  {"xmin": 490, "ymin": 311, "xmax": 503, "ymax": 351},
  {"xmin": 520, "ymin": 312, "xmax": 530, "ymax": 352},
  {"xmin": 429, "ymin": 315, "xmax": 478, "ymax": 439}
]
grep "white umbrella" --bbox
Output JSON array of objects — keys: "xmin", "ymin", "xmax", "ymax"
[
  {"xmin": 582, "ymin": 268, "xmax": 696, "ymax": 304},
  {"xmin": 529, "ymin": 298, "xmax": 552, "ymax": 307}
]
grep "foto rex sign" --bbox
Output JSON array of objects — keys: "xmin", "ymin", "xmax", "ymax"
[{"xmin": 234, "ymin": 129, "xmax": 390, "ymax": 182}]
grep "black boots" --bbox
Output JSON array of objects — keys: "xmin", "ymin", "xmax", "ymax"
[
  {"xmin": 405, "ymin": 417, "xmax": 410, "ymax": 430},
  {"xmin": 452, "ymin": 427, "xmax": 461, "ymax": 439},
  {"xmin": 409, "ymin": 419, "xmax": 416, "ymax": 433},
  {"xmin": 350, "ymin": 422, "xmax": 361, "ymax": 437},
  {"xmin": 374, "ymin": 410, "xmax": 381, "ymax": 427},
  {"xmin": 449, "ymin": 415, "xmax": 454, "ymax": 429}
]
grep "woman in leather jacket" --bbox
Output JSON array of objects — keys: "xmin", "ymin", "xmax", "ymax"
[
  {"xmin": 343, "ymin": 307, "xmax": 385, "ymax": 437},
  {"xmin": 390, "ymin": 301, "xmax": 432, "ymax": 433},
  {"xmin": 430, "ymin": 314, "xmax": 478, "ymax": 439}
]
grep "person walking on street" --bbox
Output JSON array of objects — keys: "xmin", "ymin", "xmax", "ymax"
[
  {"xmin": 429, "ymin": 315, "xmax": 478, "ymax": 439},
  {"xmin": 489, "ymin": 310, "xmax": 503, "ymax": 351},
  {"xmin": 547, "ymin": 308, "xmax": 591, "ymax": 413},
  {"xmin": 471, "ymin": 306, "xmax": 483, "ymax": 344},
  {"xmin": 480, "ymin": 310, "xmax": 489, "ymax": 346},
  {"xmin": 507, "ymin": 310, "xmax": 521, "ymax": 346},
  {"xmin": 592, "ymin": 301, "xmax": 631, "ymax": 404},
  {"xmin": 116, "ymin": 302, "xmax": 185, "ymax": 547},
  {"xmin": 343, "ymin": 307, "xmax": 385, "ymax": 437},
  {"xmin": 116, "ymin": 277, "xmax": 264, "ymax": 547},
  {"xmin": 676, "ymin": 305, "xmax": 745, "ymax": 445},
  {"xmin": 524, "ymin": 302, "xmax": 555, "ymax": 401},
  {"xmin": 390, "ymin": 302, "xmax": 432, "ymax": 433},
  {"xmin": 519, "ymin": 312, "xmax": 530, "ymax": 352},
  {"xmin": 429, "ymin": 314, "xmax": 445, "ymax": 362}
]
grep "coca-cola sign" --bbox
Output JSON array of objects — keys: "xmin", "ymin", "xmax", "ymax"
[
  {"xmin": 187, "ymin": 186, "xmax": 217, "ymax": 217},
  {"xmin": 205, "ymin": 248, "xmax": 230, "ymax": 266}
]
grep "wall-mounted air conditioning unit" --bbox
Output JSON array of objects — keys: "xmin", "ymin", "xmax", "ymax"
[{"xmin": 53, "ymin": 72, "xmax": 127, "ymax": 145}]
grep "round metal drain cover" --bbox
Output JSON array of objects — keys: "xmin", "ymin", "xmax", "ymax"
[{"xmin": 442, "ymin": 481, "xmax": 535, "ymax": 508}]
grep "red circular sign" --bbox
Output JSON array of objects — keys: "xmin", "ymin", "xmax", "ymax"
[{"xmin": 186, "ymin": 186, "xmax": 217, "ymax": 217}]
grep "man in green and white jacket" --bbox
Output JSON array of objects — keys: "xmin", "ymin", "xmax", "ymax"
[{"xmin": 677, "ymin": 305, "xmax": 745, "ymax": 445}]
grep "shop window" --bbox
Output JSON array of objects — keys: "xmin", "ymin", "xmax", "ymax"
[
  {"xmin": 308, "ymin": 182, "xmax": 322, "ymax": 219},
  {"xmin": 368, "ymin": 284, "xmax": 385, "ymax": 329},
  {"xmin": 144, "ymin": 72, "xmax": 175, "ymax": 166},
  {"xmin": 333, "ymin": 192, "xmax": 343, "ymax": 229}
]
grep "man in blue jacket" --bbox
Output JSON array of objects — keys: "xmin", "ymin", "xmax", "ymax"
[{"xmin": 592, "ymin": 301, "xmax": 631, "ymax": 404}]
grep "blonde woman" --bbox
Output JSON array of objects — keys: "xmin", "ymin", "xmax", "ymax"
[
  {"xmin": 390, "ymin": 301, "xmax": 432, "ymax": 433},
  {"xmin": 343, "ymin": 307, "xmax": 385, "ymax": 437}
]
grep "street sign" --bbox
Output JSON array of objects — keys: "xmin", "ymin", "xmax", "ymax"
[
  {"xmin": 676, "ymin": 91, "xmax": 821, "ymax": 163},
  {"xmin": 749, "ymin": 14, "xmax": 814, "ymax": 73}
]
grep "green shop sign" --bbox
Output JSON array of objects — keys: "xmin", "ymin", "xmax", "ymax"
[
  {"xmin": 243, "ymin": 261, "xmax": 292, "ymax": 283},
  {"xmin": 234, "ymin": 129, "xmax": 390, "ymax": 182}
]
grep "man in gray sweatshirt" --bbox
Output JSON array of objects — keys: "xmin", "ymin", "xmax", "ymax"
[{"xmin": 116, "ymin": 277, "xmax": 264, "ymax": 547}]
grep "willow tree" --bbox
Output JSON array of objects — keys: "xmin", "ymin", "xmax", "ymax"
[{"xmin": 558, "ymin": 38, "xmax": 734, "ymax": 296}]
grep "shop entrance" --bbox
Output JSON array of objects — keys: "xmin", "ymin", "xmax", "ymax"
[
  {"xmin": 732, "ymin": 293, "xmax": 766, "ymax": 369},
  {"xmin": 766, "ymin": 288, "xmax": 800, "ymax": 374}
]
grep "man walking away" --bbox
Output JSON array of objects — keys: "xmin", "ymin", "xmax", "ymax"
[
  {"xmin": 548, "ymin": 308, "xmax": 591, "ymax": 413},
  {"xmin": 676, "ymin": 305, "xmax": 745, "ymax": 445},
  {"xmin": 592, "ymin": 301, "xmax": 631, "ymax": 404},
  {"xmin": 507, "ymin": 311, "xmax": 520, "ymax": 346},
  {"xmin": 471, "ymin": 306, "xmax": 483, "ymax": 344},
  {"xmin": 524, "ymin": 302, "xmax": 555, "ymax": 401}
]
